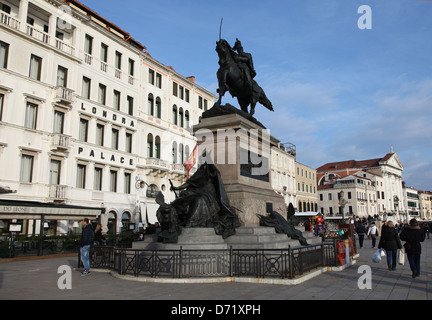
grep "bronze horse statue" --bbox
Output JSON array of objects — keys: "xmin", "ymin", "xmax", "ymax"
[{"xmin": 215, "ymin": 39, "xmax": 274, "ymax": 116}]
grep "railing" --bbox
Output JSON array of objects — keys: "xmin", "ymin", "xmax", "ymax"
[
  {"xmin": 0, "ymin": 11, "xmax": 20, "ymax": 30},
  {"xmin": 55, "ymin": 39, "xmax": 75, "ymax": 56},
  {"xmin": 88, "ymin": 241, "xmax": 343, "ymax": 279},
  {"xmin": 51, "ymin": 133, "xmax": 71, "ymax": 150},
  {"xmin": 26, "ymin": 24, "xmax": 49, "ymax": 44},
  {"xmin": 55, "ymin": 86, "xmax": 74, "ymax": 103},
  {"xmin": 48, "ymin": 184, "xmax": 67, "ymax": 200},
  {"xmin": 0, "ymin": 234, "xmax": 81, "ymax": 259}
]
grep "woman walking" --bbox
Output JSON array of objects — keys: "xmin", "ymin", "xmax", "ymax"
[
  {"xmin": 378, "ymin": 221, "xmax": 402, "ymax": 271},
  {"xmin": 400, "ymin": 219, "xmax": 425, "ymax": 278}
]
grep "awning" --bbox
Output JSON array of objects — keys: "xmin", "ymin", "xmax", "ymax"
[
  {"xmin": 294, "ymin": 212, "xmax": 319, "ymax": 217},
  {"xmin": 139, "ymin": 202, "xmax": 160, "ymax": 225},
  {"xmin": 0, "ymin": 200, "xmax": 103, "ymax": 220}
]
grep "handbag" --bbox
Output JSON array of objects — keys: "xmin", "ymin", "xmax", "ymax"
[{"xmin": 398, "ymin": 249, "xmax": 405, "ymax": 265}]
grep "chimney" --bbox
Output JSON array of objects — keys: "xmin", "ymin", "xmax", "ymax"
[{"xmin": 187, "ymin": 76, "xmax": 195, "ymax": 83}]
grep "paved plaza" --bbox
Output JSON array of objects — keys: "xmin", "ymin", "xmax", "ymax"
[{"xmin": 1, "ymin": 236, "xmax": 431, "ymax": 302}]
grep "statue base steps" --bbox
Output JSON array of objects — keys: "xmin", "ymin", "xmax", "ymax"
[{"xmin": 132, "ymin": 226, "xmax": 322, "ymax": 251}]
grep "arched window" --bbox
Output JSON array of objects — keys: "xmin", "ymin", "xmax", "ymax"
[
  {"xmin": 147, "ymin": 133, "xmax": 153, "ymax": 158},
  {"xmin": 185, "ymin": 111, "xmax": 190, "ymax": 128},
  {"xmin": 121, "ymin": 212, "xmax": 131, "ymax": 232},
  {"xmin": 155, "ymin": 136, "xmax": 161, "ymax": 159},
  {"xmin": 107, "ymin": 211, "xmax": 117, "ymax": 234},
  {"xmin": 148, "ymin": 94, "xmax": 154, "ymax": 116},
  {"xmin": 155, "ymin": 97, "xmax": 161, "ymax": 118},
  {"xmin": 172, "ymin": 142, "xmax": 177, "ymax": 164},
  {"xmin": 179, "ymin": 107, "xmax": 184, "ymax": 127},
  {"xmin": 179, "ymin": 143, "xmax": 184, "ymax": 164},
  {"xmin": 172, "ymin": 105, "xmax": 178, "ymax": 125},
  {"xmin": 146, "ymin": 184, "xmax": 159, "ymax": 198}
]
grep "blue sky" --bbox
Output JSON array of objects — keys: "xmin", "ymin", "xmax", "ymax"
[{"xmin": 89, "ymin": 0, "xmax": 432, "ymax": 191}]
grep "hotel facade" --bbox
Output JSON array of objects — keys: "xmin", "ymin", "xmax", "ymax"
[{"xmin": 0, "ymin": 0, "xmax": 216, "ymax": 235}]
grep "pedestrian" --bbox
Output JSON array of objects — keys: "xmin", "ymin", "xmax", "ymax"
[
  {"xmin": 79, "ymin": 218, "xmax": 94, "ymax": 276},
  {"xmin": 355, "ymin": 223, "xmax": 367, "ymax": 248},
  {"xmin": 93, "ymin": 223, "xmax": 104, "ymax": 245},
  {"xmin": 367, "ymin": 222, "xmax": 379, "ymax": 248},
  {"xmin": 378, "ymin": 221, "xmax": 402, "ymax": 271},
  {"xmin": 400, "ymin": 218, "xmax": 425, "ymax": 278}
]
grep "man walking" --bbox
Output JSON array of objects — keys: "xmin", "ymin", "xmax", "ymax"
[{"xmin": 80, "ymin": 218, "xmax": 94, "ymax": 276}]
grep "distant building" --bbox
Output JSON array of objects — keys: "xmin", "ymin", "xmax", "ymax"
[
  {"xmin": 271, "ymin": 142, "xmax": 296, "ymax": 209},
  {"xmin": 295, "ymin": 161, "xmax": 318, "ymax": 213},
  {"xmin": 316, "ymin": 152, "xmax": 406, "ymax": 221}
]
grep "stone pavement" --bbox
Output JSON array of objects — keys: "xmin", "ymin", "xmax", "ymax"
[{"xmin": 1, "ymin": 236, "xmax": 431, "ymax": 301}]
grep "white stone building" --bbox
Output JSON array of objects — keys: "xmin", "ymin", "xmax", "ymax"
[
  {"xmin": 0, "ymin": 0, "xmax": 216, "ymax": 235},
  {"xmin": 270, "ymin": 142, "xmax": 296, "ymax": 209}
]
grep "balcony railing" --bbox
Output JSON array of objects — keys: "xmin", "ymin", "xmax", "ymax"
[
  {"xmin": 55, "ymin": 39, "xmax": 75, "ymax": 56},
  {"xmin": 26, "ymin": 24, "xmax": 49, "ymax": 44},
  {"xmin": 48, "ymin": 184, "xmax": 67, "ymax": 200},
  {"xmin": 55, "ymin": 86, "xmax": 74, "ymax": 104},
  {"xmin": 0, "ymin": 11, "xmax": 20, "ymax": 30},
  {"xmin": 50, "ymin": 133, "xmax": 71, "ymax": 151}
]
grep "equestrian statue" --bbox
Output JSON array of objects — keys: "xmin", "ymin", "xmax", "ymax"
[{"xmin": 216, "ymin": 38, "xmax": 274, "ymax": 116}]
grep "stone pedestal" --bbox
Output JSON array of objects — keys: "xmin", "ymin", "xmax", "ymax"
[{"xmin": 193, "ymin": 110, "xmax": 286, "ymax": 227}]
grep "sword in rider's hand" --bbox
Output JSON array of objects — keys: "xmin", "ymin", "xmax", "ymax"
[{"xmin": 169, "ymin": 179, "xmax": 179, "ymax": 199}]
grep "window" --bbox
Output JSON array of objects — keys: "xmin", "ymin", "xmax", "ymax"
[
  {"xmin": 148, "ymin": 94, "xmax": 154, "ymax": 116},
  {"xmin": 100, "ymin": 43, "xmax": 108, "ymax": 63},
  {"xmin": 53, "ymin": 110, "xmax": 64, "ymax": 134},
  {"xmin": 127, "ymin": 96, "xmax": 133, "ymax": 115},
  {"xmin": 328, "ymin": 193, "xmax": 332, "ymax": 200},
  {"xmin": 128, "ymin": 58, "xmax": 134, "ymax": 76},
  {"xmin": 98, "ymin": 84, "xmax": 106, "ymax": 105},
  {"xmin": 155, "ymin": 136, "xmax": 161, "ymax": 159},
  {"xmin": 82, "ymin": 77, "xmax": 91, "ymax": 99},
  {"xmin": 24, "ymin": 102, "xmax": 38, "ymax": 129},
  {"xmin": 147, "ymin": 134, "xmax": 153, "ymax": 158},
  {"xmin": 56, "ymin": 66, "xmax": 68, "ymax": 87},
  {"xmin": 125, "ymin": 132, "xmax": 132, "ymax": 153},
  {"xmin": 115, "ymin": 51, "xmax": 122, "ymax": 69},
  {"xmin": 79, "ymin": 118, "xmax": 88, "ymax": 142},
  {"xmin": 173, "ymin": 82, "xmax": 178, "ymax": 96},
  {"xmin": 155, "ymin": 98, "xmax": 161, "ymax": 118},
  {"xmin": 156, "ymin": 73, "xmax": 162, "ymax": 88},
  {"xmin": 96, "ymin": 123, "xmax": 104, "ymax": 146},
  {"xmin": 198, "ymin": 96, "xmax": 203, "ymax": 109},
  {"xmin": 49, "ymin": 159, "xmax": 61, "ymax": 185},
  {"xmin": 110, "ymin": 170, "xmax": 117, "ymax": 192},
  {"xmin": 84, "ymin": 34, "xmax": 93, "ymax": 54},
  {"xmin": 113, "ymin": 90, "xmax": 121, "ymax": 111},
  {"xmin": 124, "ymin": 172, "xmax": 131, "ymax": 194},
  {"xmin": 94, "ymin": 167, "xmax": 103, "ymax": 191},
  {"xmin": 0, "ymin": 41, "xmax": 9, "ymax": 69},
  {"xmin": 76, "ymin": 164, "xmax": 86, "ymax": 189},
  {"xmin": 29, "ymin": 55, "xmax": 42, "ymax": 80},
  {"xmin": 111, "ymin": 128, "xmax": 119, "ymax": 150},
  {"xmin": 148, "ymin": 69, "xmax": 155, "ymax": 85},
  {"xmin": 20, "ymin": 154, "xmax": 34, "ymax": 183},
  {"xmin": 172, "ymin": 105, "xmax": 177, "ymax": 125},
  {"xmin": 0, "ymin": 93, "xmax": 4, "ymax": 121}
]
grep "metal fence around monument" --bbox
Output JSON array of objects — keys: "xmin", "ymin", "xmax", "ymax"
[{"xmin": 88, "ymin": 240, "xmax": 345, "ymax": 279}]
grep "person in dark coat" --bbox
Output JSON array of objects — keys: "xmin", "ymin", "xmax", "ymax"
[
  {"xmin": 355, "ymin": 223, "xmax": 367, "ymax": 248},
  {"xmin": 400, "ymin": 219, "xmax": 425, "ymax": 278},
  {"xmin": 79, "ymin": 218, "xmax": 94, "ymax": 276},
  {"xmin": 378, "ymin": 221, "xmax": 402, "ymax": 271}
]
